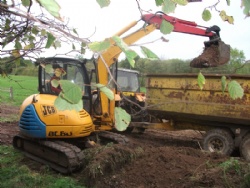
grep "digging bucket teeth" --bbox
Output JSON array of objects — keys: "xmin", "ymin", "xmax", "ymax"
[{"xmin": 190, "ymin": 38, "xmax": 230, "ymax": 68}]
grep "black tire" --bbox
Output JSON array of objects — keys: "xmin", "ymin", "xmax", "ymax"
[
  {"xmin": 203, "ymin": 128, "xmax": 234, "ymax": 156},
  {"xmin": 240, "ymin": 133, "xmax": 250, "ymax": 161}
]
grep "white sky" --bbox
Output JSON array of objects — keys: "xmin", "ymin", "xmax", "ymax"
[{"xmin": 44, "ymin": 0, "xmax": 250, "ymax": 61}]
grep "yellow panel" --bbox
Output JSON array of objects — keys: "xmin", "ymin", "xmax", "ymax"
[{"xmin": 146, "ymin": 74, "xmax": 250, "ymax": 121}]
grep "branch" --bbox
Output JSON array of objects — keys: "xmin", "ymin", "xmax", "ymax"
[{"xmin": 0, "ymin": 2, "xmax": 90, "ymax": 43}]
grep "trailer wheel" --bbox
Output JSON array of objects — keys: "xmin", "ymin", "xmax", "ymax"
[
  {"xmin": 203, "ymin": 128, "xmax": 234, "ymax": 155},
  {"xmin": 240, "ymin": 134, "xmax": 250, "ymax": 161}
]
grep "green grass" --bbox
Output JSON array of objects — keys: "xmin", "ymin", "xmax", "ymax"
[
  {"xmin": 140, "ymin": 87, "xmax": 146, "ymax": 93},
  {"xmin": 0, "ymin": 113, "xmax": 19, "ymax": 122},
  {"xmin": 0, "ymin": 75, "xmax": 38, "ymax": 106},
  {"xmin": 0, "ymin": 145, "xmax": 86, "ymax": 188}
]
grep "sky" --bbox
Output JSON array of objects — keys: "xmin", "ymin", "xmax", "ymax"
[{"xmin": 44, "ymin": 0, "xmax": 250, "ymax": 61}]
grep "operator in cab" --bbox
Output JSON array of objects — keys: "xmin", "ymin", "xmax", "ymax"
[{"xmin": 50, "ymin": 65, "xmax": 66, "ymax": 95}]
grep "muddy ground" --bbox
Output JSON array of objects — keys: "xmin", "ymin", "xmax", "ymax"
[{"xmin": 1, "ymin": 104, "xmax": 249, "ymax": 188}]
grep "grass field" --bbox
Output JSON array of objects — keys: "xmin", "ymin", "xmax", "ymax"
[{"xmin": 0, "ymin": 75, "xmax": 38, "ymax": 106}]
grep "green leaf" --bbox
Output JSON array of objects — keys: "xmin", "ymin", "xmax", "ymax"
[
  {"xmin": 124, "ymin": 50, "xmax": 137, "ymax": 68},
  {"xmin": 15, "ymin": 40, "xmax": 22, "ymax": 50},
  {"xmin": 172, "ymin": 0, "xmax": 188, "ymax": 6},
  {"xmin": 114, "ymin": 107, "xmax": 131, "ymax": 131},
  {"xmin": 202, "ymin": 9, "xmax": 212, "ymax": 21},
  {"xmin": 220, "ymin": 10, "xmax": 227, "ymax": 21},
  {"xmin": 197, "ymin": 72, "xmax": 205, "ymax": 90},
  {"xmin": 12, "ymin": 50, "xmax": 20, "ymax": 58},
  {"xmin": 22, "ymin": 0, "xmax": 30, "ymax": 7},
  {"xmin": 31, "ymin": 26, "xmax": 39, "ymax": 35},
  {"xmin": 96, "ymin": 0, "xmax": 110, "ymax": 8},
  {"xmin": 24, "ymin": 43, "xmax": 35, "ymax": 50},
  {"xmin": 160, "ymin": 19, "xmax": 174, "ymax": 34},
  {"xmin": 155, "ymin": 0, "xmax": 164, "ymax": 6},
  {"xmin": 37, "ymin": 0, "xmax": 62, "ymax": 21},
  {"xmin": 28, "ymin": 35, "xmax": 36, "ymax": 43},
  {"xmin": 5, "ymin": 19, "xmax": 10, "ymax": 30},
  {"xmin": 73, "ymin": 28, "xmax": 78, "ymax": 35},
  {"xmin": 96, "ymin": 83, "xmax": 114, "ymax": 100},
  {"xmin": 141, "ymin": 46, "xmax": 159, "ymax": 60},
  {"xmin": 41, "ymin": 29, "xmax": 47, "ymax": 36},
  {"xmin": 228, "ymin": 80, "xmax": 244, "ymax": 100},
  {"xmin": 162, "ymin": 0, "xmax": 176, "ymax": 14},
  {"xmin": 54, "ymin": 96, "xmax": 83, "ymax": 111},
  {"xmin": 44, "ymin": 64, "xmax": 54, "ymax": 73},
  {"xmin": 51, "ymin": 79, "xmax": 60, "ymax": 88},
  {"xmin": 60, "ymin": 80, "xmax": 82, "ymax": 104},
  {"xmin": 221, "ymin": 76, "xmax": 227, "ymax": 94},
  {"xmin": 242, "ymin": 0, "xmax": 250, "ymax": 16},
  {"xmin": 112, "ymin": 36, "xmax": 138, "ymax": 67},
  {"xmin": 88, "ymin": 39, "xmax": 111, "ymax": 52},
  {"xmin": 54, "ymin": 41, "xmax": 61, "ymax": 48},
  {"xmin": 112, "ymin": 36, "xmax": 128, "ymax": 51},
  {"xmin": 45, "ymin": 32, "xmax": 56, "ymax": 48}
]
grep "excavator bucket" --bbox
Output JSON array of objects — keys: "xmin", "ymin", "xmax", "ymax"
[{"xmin": 190, "ymin": 40, "xmax": 230, "ymax": 68}]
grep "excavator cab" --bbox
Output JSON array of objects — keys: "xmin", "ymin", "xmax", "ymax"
[
  {"xmin": 116, "ymin": 68, "xmax": 140, "ymax": 92},
  {"xmin": 37, "ymin": 57, "xmax": 92, "ymax": 113}
]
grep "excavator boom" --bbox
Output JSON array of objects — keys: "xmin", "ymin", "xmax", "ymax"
[
  {"xmin": 142, "ymin": 12, "xmax": 215, "ymax": 37},
  {"xmin": 97, "ymin": 12, "xmax": 230, "ymax": 124}
]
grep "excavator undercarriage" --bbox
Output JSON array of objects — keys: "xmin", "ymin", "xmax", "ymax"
[
  {"xmin": 13, "ymin": 131, "xmax": 129, "ymax": 174},
  {"xmin": 13, "ymin": 135, "xmax": 84, "ymax": 174}
]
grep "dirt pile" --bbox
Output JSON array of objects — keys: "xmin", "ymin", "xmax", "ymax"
[{"xmin": 190, "ymin": 41, "xmax": 230, "ymax": 68}]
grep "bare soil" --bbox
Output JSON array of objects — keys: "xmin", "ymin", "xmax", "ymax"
[{"xmin": 1, "ymin": 105, "xmax": 249, "ymax": 188}]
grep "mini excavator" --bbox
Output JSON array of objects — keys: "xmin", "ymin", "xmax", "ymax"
[{"xmin": 13, "ymin": 11, "xmax": 230, "ymax": 174}]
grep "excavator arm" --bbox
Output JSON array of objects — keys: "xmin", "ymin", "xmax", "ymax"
[
  {"xmin": 142, "ymin": 11, "xmax": 219, "ymax": 38},
  {"xmin": 96, "ymin": 11, "xmax": 230, "ymax": 128},
  {"xmin": 142, "ymin": 12, "xmax": 230, "ymax": 68}
]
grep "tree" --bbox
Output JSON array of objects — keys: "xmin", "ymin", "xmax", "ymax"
[
  {"xmin": 230, "ymin": 48, "xmax": 246, "ymax": 66},
  {"xmin": 0, "ymin": 0, "xmax": 90, "ymax": 75},
  {"xmin": 1, "ymin": 0, "xmax": 249, "ymax": 75}
]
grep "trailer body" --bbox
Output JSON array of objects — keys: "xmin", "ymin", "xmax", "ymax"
[
  {"xmin": 142, "ymin": 73, "xmax": 250, "ymax": 160},
  {"xmin": 146, "ymin": 73, "xmax": 250, "ymax": 130}
]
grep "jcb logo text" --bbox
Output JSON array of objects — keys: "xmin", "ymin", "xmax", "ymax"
[{"xmin": 41, "ymin": 105, "xmax": 56, "ymax": 116}]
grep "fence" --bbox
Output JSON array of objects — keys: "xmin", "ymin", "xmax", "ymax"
[{"xmin": 0, "ymin": 86, "xmax": 13, "ymax": 100}]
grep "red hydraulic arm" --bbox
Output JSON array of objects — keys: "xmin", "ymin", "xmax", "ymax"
[{"xmin": 142, "ymin": 11, "xmax": 220, "ymax": 39}]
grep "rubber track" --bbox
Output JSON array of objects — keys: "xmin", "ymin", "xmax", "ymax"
[
  {"xmin": 98, "ymin": 131, "xmax": 129, "ymax": 144},
  {"xmin": 13, "ymin": 135, "xmax": 83, "ymax": 174}
]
